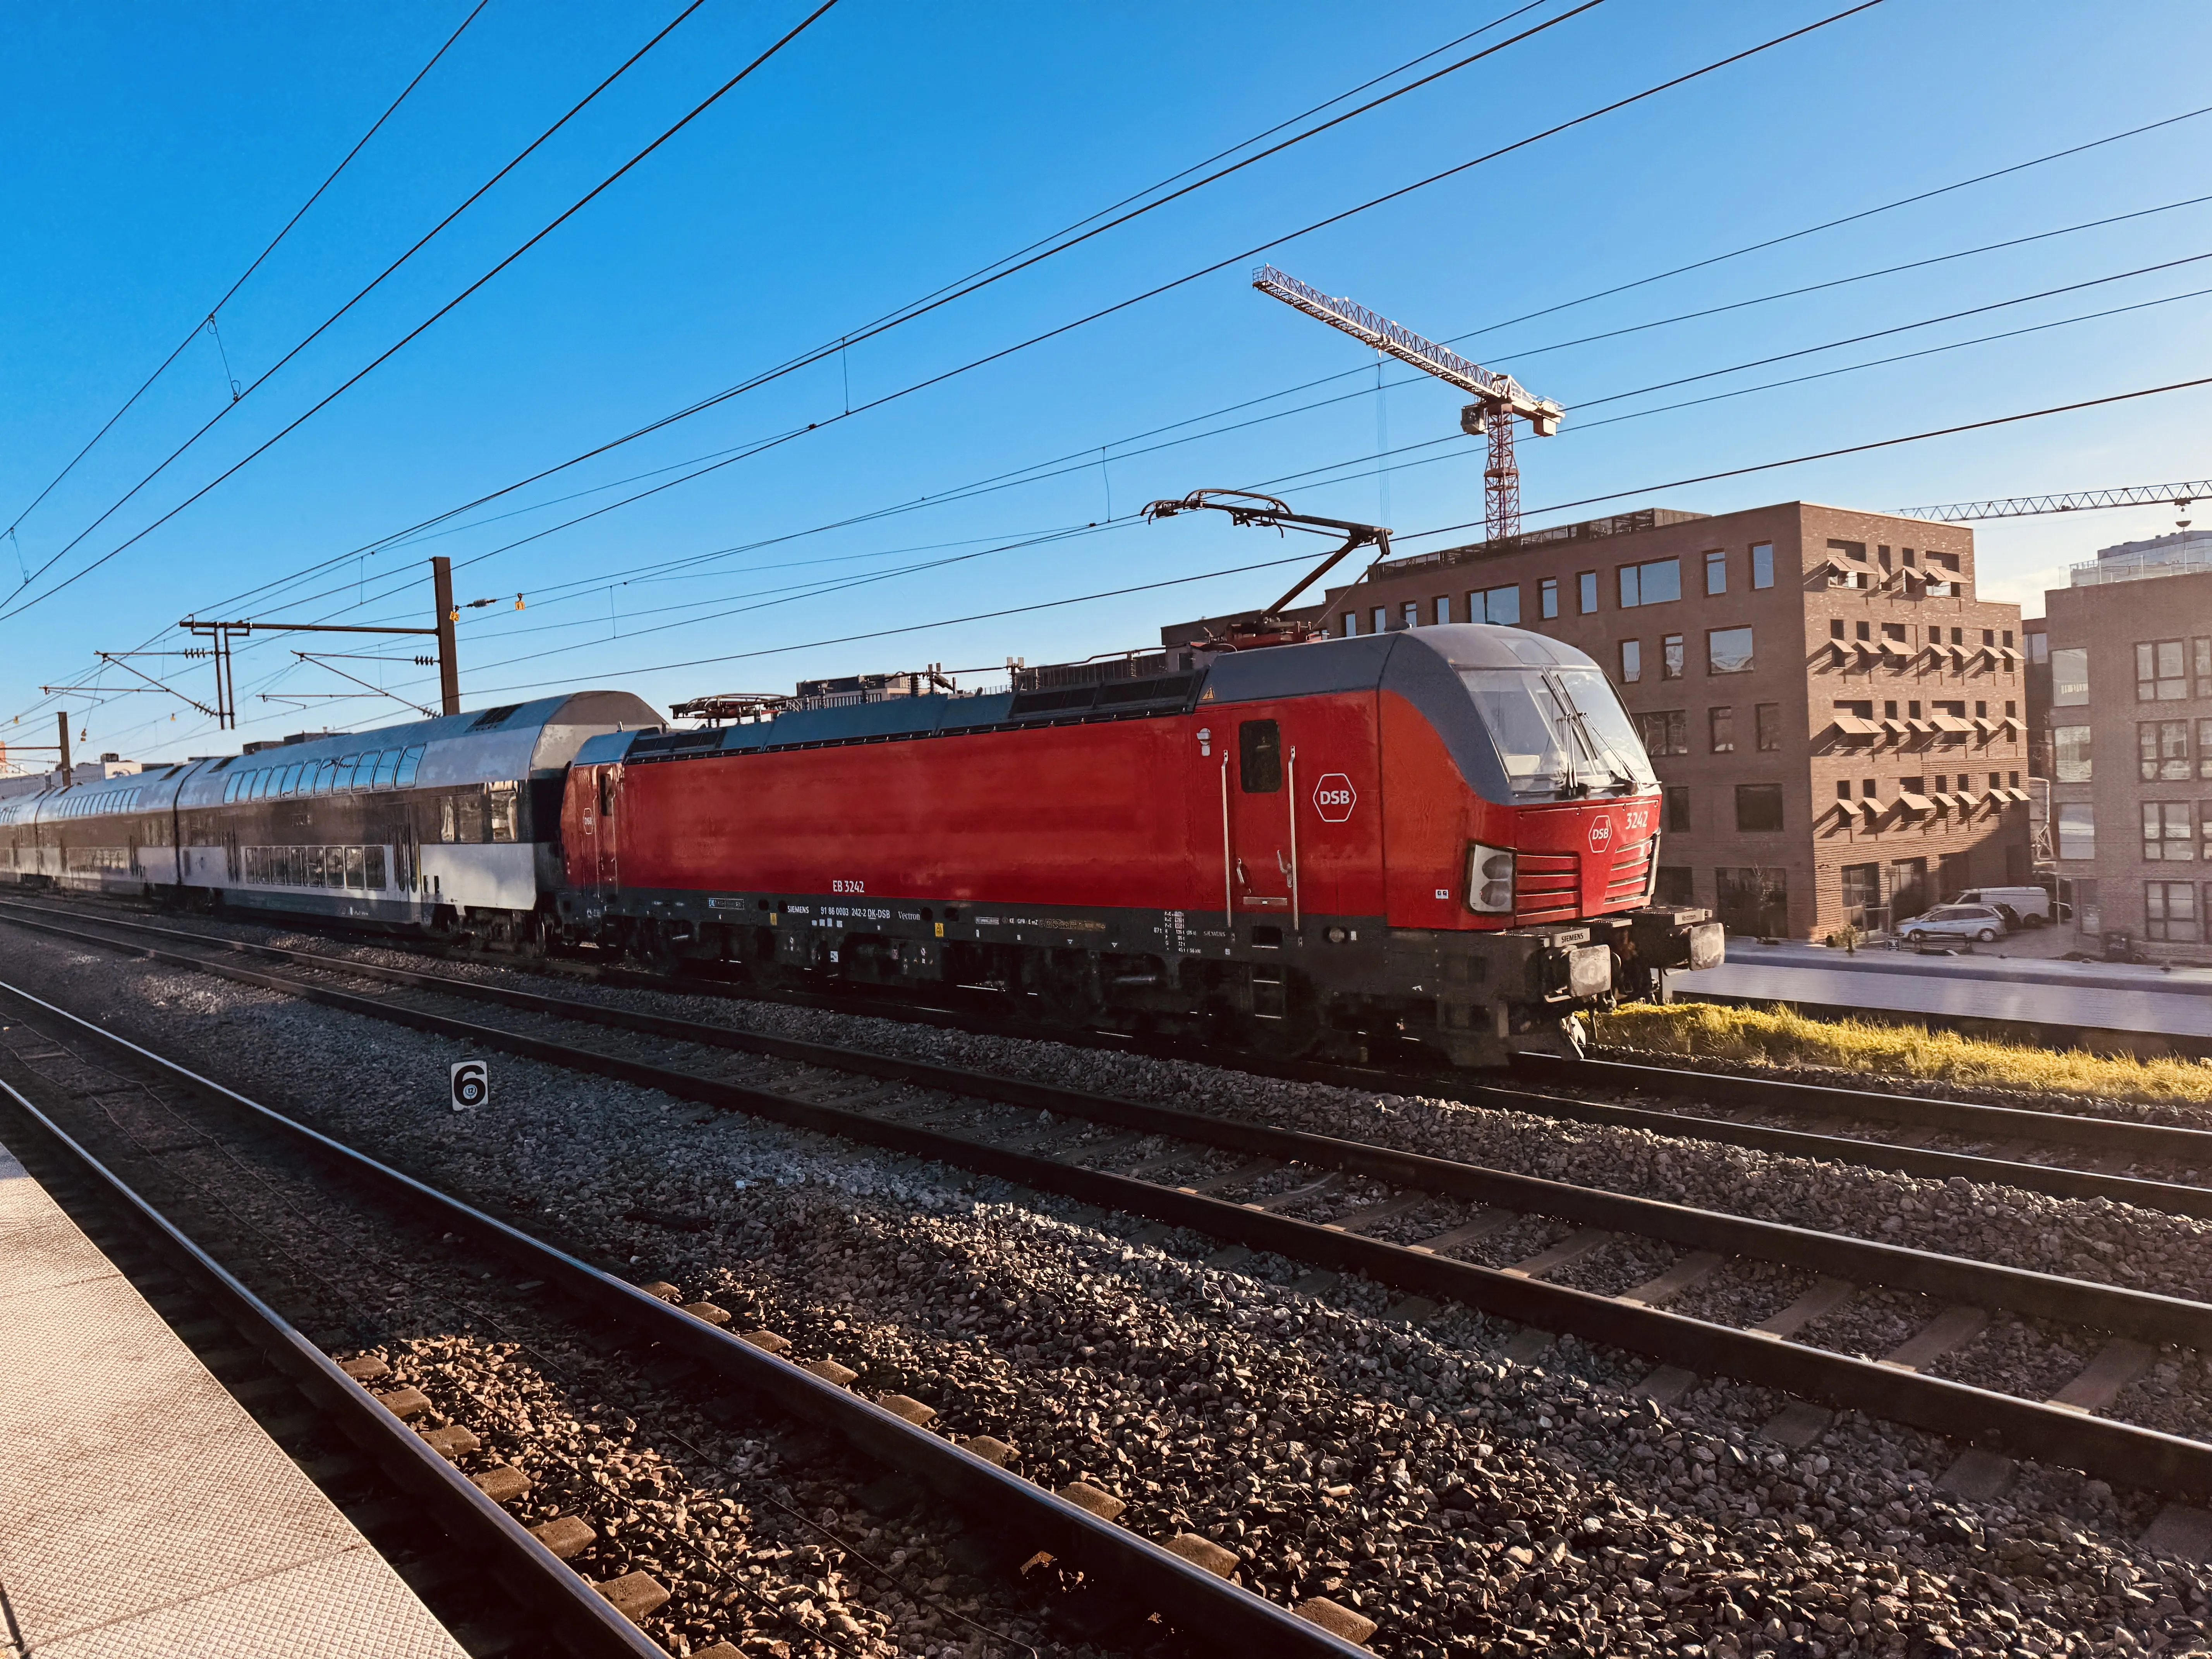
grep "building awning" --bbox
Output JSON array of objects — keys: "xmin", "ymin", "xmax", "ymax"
[
  {"xmin": 1895, "ymin": 792, "xmax": 1935, "ymax": 813},
  {"xmin": 1997, "ymin": 646, "xmax": 2023, "ymax": 664},
  {"xmin": 1853, "ymin": 640, "xmax": 1881, "ymax": 658},
  {"xmin": 2001, "ymin": 715, "xmax": 2024, "ymax": 734},
  {"xmin": 1830, "ymin": 714, "xmax": 1884, "ymax": 737},
  {"xmin": 1819, "ymin": 553, "xmax": 1856, "ymax": 577},
  {"xmin": 2004, "ymin": 786, "xmax": 2031, "ymax": 803},
  {"xmin": 1905, "ymin": 717, "xmax": 1934, "ymax": 734},
  {"xmin": 1880, "ymin": 641, "xmax": 1912, "ymax": 660},
  {"xmin": 1882, "ymin": 718, "xmax": 1911, "ymax": 736},
  {"xmin": 1927, "ymin": 713, "xmax": 1974, "ymax": 733}
]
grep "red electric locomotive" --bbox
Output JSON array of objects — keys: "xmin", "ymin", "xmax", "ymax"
[{"xmin": 555, "ymin": 619, "xmax": 1720, "ymax": 1067}]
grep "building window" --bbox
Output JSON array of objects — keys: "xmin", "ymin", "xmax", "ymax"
[
  {"xmin": 2030, "ymin": 633, "xmax": 2049, "ymax": 663},
  {"xmin": 1372, "ymin": 606, "xmax": 1386, "ymax": 635},
  {"xmin": 2054, "ymin": 725, "xmax": 2092, "ymax": 782},
  {"xmin": 1836, "ymin": 779, "xmax": 1853, "ymax": 800},
  {"xmin": 1715, "ymin": 866, "xmax": 1788, "ymax": 934},
  {"xmin": 1829, "ymin": 618, "xmax": 1845, "ymax": 640},
  {"xmin": 1539, "ymin": 577, "xmax": 1558, "ymax": 619},
  {"xmin": 1755, "ymin": 702, "xmax": 1781, "ymax": 751},
  {"xmin": 1662, "ymin": 634, "xmax": 1685, "ymax": 679},
  {"xmin": 1470, "ymin": 584, "xmax": 1520, "ymax": 625},
  {"xmin": 1856, "ymin": 620, "xmax": 1872, "ymax": 641},
  {"xmin": 1891, "ymin": 856, "xmax": 1930, "ymax": 922},
  {"xmin": 2057, "ymin": 802, "xmax": 2095, "ymax": 860},
  {"xmin": 2146, "ymin": 881, "xmax": 2200, "ymax": 942},
  {"xmin": 1341, "ymin": 611, "xmax": 1357, "ymax": 636},
  {"xmin": 2138, "ymin": 640, "xmax": 2187, "ymax": 701},
  {"xmin": 1751, "ymin": 542, "xmax": 1773, "ymax": 589},
  {"xmin": 1636, "ymin": 709, "xmax": 1688, "ymax": 756},
  {"xmin": 1434, "ymin": 596, "xmax": 1451, "ymax": 626},
  {"xmin": 1982, "ymin": 629, "xmax": 1995, "ymax": 647},
  {"xmin": 1862, "ymin": 777, "xmax": 1877, "ymax": 796},
  {"xmin": 2010, "ymin": 770, "xmax": 2021, "ymax": 787},
  {"xmin": 1840, "ymin": 862, "xmax": 1879, "ymax": 924},
  {"xmin": 1734, "ymin": 784, "xmax": 1784, "ymax": 832},
  {"xmin": 1618, "ymin": 557, "xmax": 1681, "ymax": 608},
  {"xmin": 1829, "ymin": 539, "xmax": 1867, "ymax": 564},
  {"xmin": 1654, "ymin": 866, "xmax": 1694, "ymax": 906},
  {"xmin": 1664, "ymin": 786, "xmax": 1690, "ymax": 831},
  {"xmin": 1707, "ymin": 626, "xmax": 1755, "ymax": 674},
  {"xmin": 2141, "ymin": 720, "xmax": 2191, "ymax": 781},
  {"xmin": 1882, "ymin": 622, "xmax": 1906, "ymax": 643},
  {"xmin": 2143, "ymin": 802, "xmax": 2193, "ymax": 860},
  {"xmin": 1619, "ymin": 639, "xmax": 1642, "ymax": 683},
  {"xmin": 2052, "ymin": 647, "xmax": 2088, "ymax": 706},
  {"xmin": 1709, "ymin": 707, "xmax": 1736, "ymax": 754},
  {"xmin": 2201, "ymin": 718, "xmax": 2212, "ymax": 780},
  {"xmin": 1404, "ymin": 601, "xmax": 1421, "ymax": 631},
  {"xmin": 1705, "ymin": 550, "xmax": 1727, "ymax": 594},
  {"xmin": 2197, "ymin": 637, "xmax": 2212, "ymax": 697},
  {"xmin": 1577, "ymin": 570, "xmax": 1598, "ymax": 614}
]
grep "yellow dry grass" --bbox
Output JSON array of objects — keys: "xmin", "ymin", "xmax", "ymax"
[{"xmin": 1595, "ymin": 1000, "xmax": 2212, "ymax": 1111}]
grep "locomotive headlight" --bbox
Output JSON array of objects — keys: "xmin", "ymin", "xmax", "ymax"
[{"xmin": 1466, "ymin": 842, "xmax": 1515, "ymax": 914}]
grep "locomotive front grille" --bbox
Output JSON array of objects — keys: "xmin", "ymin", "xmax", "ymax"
[
  {"xmin": 1513, "ymin": 852, "xmax": 1580, "ymax": 922},
  {"xmin": 1605, "ymin": 840, "xmax": 1655, "ymax": 905}
]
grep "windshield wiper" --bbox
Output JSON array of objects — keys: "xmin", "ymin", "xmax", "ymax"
[{"xmin": 1540, "ymin": 671, "xmax": 1634, "ymax": 797}]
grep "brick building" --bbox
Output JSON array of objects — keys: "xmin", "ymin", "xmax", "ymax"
[
  {"xmin": 1174, "ymin": 502, "xmax": 2032, "ymax": 939},
  {"xmin": 2040, "ymin": 532, "xmax": 2212, "ymax": 958}
]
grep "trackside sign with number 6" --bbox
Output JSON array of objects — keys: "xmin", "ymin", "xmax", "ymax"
[
  {"xmin": 451, "ymin": 1059, "xmax": 488, "ymax": 1111},
  {"xmin": 1313, "ymin": 773, "xmax": 1356, "ymax": 822}
]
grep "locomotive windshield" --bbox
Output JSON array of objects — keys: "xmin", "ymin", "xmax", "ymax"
[{"xmin": 1460, "ymin": 666, "xmax": 1657, "ymax": 797}]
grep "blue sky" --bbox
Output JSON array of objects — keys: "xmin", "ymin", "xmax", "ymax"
[{"xmin": 4, "ymin": 0, "xmax": 2210, "ymax": 761}]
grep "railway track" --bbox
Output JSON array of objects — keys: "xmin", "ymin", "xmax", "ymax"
[
  {"xmin": 9, "ymin": 899, "xmax": 2212, "ymax": 1527},
  {"xmin": 13, "ymin": 893, "xmax": 2210, "ymax": 1212},
  {"xmin": 0, "ymin": 961, "xmax": 1370, "ymax": 1657}
]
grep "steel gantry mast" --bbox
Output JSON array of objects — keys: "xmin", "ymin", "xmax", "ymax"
[{"xmin": 1251, "ymin": 264, "xmax": 1561, "ymax": 546}]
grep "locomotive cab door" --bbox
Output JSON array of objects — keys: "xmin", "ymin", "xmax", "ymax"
[
  {"xmin": 582, "ymin": 763, "xmax": 619, "ymax": 891},
  {"xmin": 1223, "ymin": 714, "xmax": 1296, "ymax": 920}
]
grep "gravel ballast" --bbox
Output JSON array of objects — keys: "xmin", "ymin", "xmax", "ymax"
[{"xmin": 2, "ymin": 914, "xmax": 2209, "ymax": 1654}]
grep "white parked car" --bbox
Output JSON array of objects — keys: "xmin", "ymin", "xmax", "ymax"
[
  {"xmin": 1956, "ymin": 886, "xmax": 2063, "ymax": 926},
  {"xmin": 1902, "ymin": 903, "xmax": 2010, "ymax": 945}
]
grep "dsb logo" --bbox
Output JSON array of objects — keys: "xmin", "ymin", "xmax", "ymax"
[
  {"xmin": 1312, "ymin": 773, "xmax": 1357, "ymax": 823},
  {"xmin": 450, "ymin": 1059, "xmax": 489, "ymax": 1112}
]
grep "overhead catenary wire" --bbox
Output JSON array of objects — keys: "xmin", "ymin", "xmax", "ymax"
[
  {"xmin": 261, "ymin": 88, "xmax": 2212, "ymax": 633},
  {"xmin": 2, "ymin": 0, "xmax": 721, "ymax": 612},
  {"xmin": 13, "ymin": 0, "xmax": 1596, "ymax": 644},
  {"xmin": 111, "ymin": 0, "xmax": 1885, "ymax": 658},
  {"xmin": 0, "ymin": 0, "xmax": 492, "ymax": 551},
  {"xmin": 0, "ymin": 0, "xmax": 841, "ymax": 630}
]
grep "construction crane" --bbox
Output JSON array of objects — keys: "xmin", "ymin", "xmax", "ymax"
[
  {"xmin": 1898, "ymin": 478, "xmax": 2211, "ymax": 524},
  {"xmin": 1251, "ymin": 264, "xmax": 1561, "ymax": 547}
]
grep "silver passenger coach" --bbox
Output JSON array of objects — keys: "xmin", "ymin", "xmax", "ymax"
[{"xmin": 0, "ymin": 691, "xmax": 655, "ymax": 937}]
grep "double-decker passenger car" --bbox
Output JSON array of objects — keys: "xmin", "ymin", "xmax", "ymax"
[{"xmin": 0, "ymin": 692, "xmax": 654, "ymax": 939}]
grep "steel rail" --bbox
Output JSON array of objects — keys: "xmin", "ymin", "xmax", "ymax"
[
  {"xmin": 0, "ymin": 973, "xmax": 1369, "ymax": 1659},
  {"xmin": 0, "ymin": 1073, "xmax": 667, "ymax": 1659},
  {"xmin": 9, "ymin": 902, "xmax": 2212, "ymax": 1346},
  {"xmin": 1516, "ymin": 1051, "xmax": 2212, "ymax": 1160},
  {"xmin": 10, "ymin": 912, "xmax": 2212, "ymax": 1500}
]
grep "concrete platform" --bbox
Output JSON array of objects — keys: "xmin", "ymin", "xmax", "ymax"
[
  {"xmin": 0, "ymin": 1133, "xmax": 467, "ymax": 1659},
  {"xmin": 1680, "ymin": 940, "xmax": 2212, "ymax": 1054}
]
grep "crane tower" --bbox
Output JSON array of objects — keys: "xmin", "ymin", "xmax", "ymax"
[{"xmin": 1252, "ymin": 264, "xmax": 1561, "ymax": 547}]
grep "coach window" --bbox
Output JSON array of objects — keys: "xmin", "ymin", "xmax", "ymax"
[
  {"xmin": 488, "ymin": 782, "xmax": 520, "ymax": 843},
  {"xmin": 1239, "ymin": 721, "xmax": 1282, "ymax": 792},
  {"xmin": 396, "ymin": 745, "xmax": 426, "ymax": 787},
  {"xmin": 369, "ymin": 750, "xmax": 398, "ymax": 788}
]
